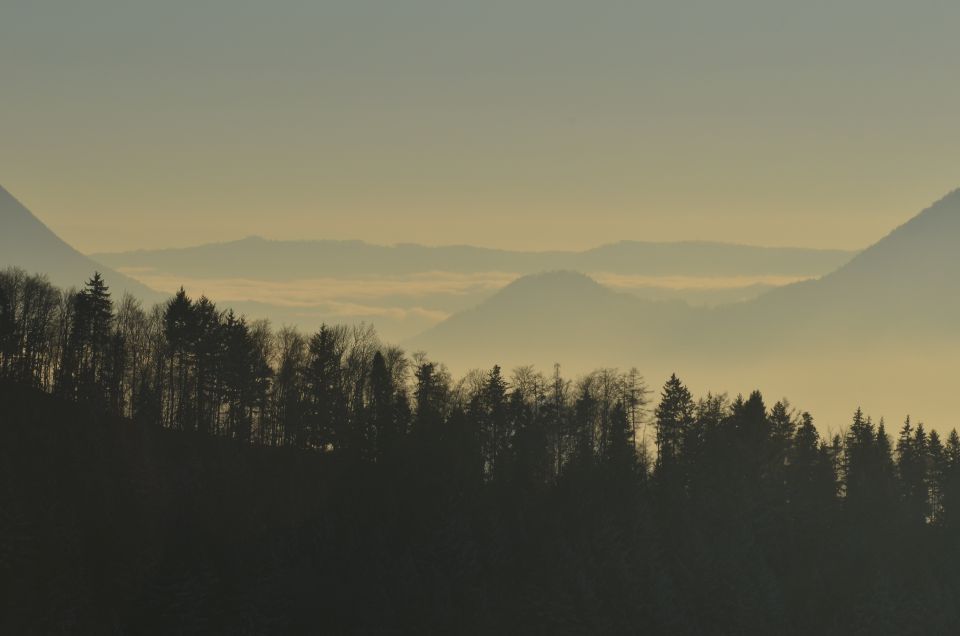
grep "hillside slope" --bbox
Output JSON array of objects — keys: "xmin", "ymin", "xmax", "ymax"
[{"xmin": 0, "ymin": 185, "xmax": 162, "ymax": 300}]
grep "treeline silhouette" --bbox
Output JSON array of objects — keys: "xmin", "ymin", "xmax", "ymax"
[{"xmin": 2, "ymin": 268, "xmax": 960, "ymax": 634}]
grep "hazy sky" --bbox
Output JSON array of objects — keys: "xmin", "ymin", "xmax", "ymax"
[{"xmin": 2, "ymin": 0, "xmax": 959, "ymax": 253}]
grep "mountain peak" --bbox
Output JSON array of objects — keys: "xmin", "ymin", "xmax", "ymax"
[{"xmin": 494, "ymin": 270, "xmax": 611, "ymax": 302}]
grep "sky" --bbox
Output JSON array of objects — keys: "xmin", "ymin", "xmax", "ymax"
[{"xmin": 2, "ymin": 0, "xmax": 959, "ymax": 254}]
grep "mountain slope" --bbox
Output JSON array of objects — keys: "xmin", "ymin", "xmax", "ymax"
[
  {"xmin": 736, "ymin": 188, "xmax": 960, "ymax": 339},
  {"xmin": 410, "ymin": 189, "xmax": 960, "ymax": 369},
  {"xmin": 0, "ymin": 185, "xmax": 162, "ymax": 301},
  {"xmin": 406, "ymin": 190, "xmax": 960, "ymax": 430}
]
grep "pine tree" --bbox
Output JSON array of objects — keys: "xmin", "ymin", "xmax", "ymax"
[
  {"xmin": 413, "ymin": 361, "xmax": 446, "ymax": 435},
  {"xmin": 304, "ymin": 325, "xmax": 346, "ymax": 451},
  {"xmin": 603, "ymin": 401, "xmax": 638, "ymax": 482},
  {"xmin": 732, "ymin": 390, "xmax": 768, "ymax": 455},
  {"xmin": 163, "ymin": 288, "xmax": 195, "ymax": 429},
  {"xmin": 942, "ymin": 430, "xmax": 960, "ymax": 529},
  {"xmin": 482, "ymin": 365, "xmax": 510, "ymax": 479},
  {"xmin": 191, "ymin": 296, "xmax": 222, "ymax": 434},
  {"xmin": 510, "ymin": 387, "xmax": 551, "ymax": 489},
  {"xmin": 60, "ymin": 273, "xmax": 115, "ymax": 406},
  {"xmin": 788, "ymin": 412, "xmax": 837, "ymax": 521},
  {"xmin": 927, "ymin": 430, "xmax": 946, "ymax": 524},
  {"xmin": 654, "ymin": 374, "xmax": 694, "ymax": 478},
  {"xmin": 843, "ymin": 408, "xmax": 875, "ymax": 510},
  {"xmin": 896, "ymin": 417, "xmax": 930, "ymax": 525},
  {"xmin": 368, "ymin": 350, "xmax": 395, "ymax": 461},
  {"xmin": 571, "ymin": 381, "xmax": 598, "ymax": 466},
  {"xmin": 769, "ymin": 400, "xmax": 796, "ymax": 452}
]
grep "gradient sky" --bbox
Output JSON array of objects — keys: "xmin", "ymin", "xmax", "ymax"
[{"xmin": 2, "ymin": 0, "xmax": 959, "ymax": 253}]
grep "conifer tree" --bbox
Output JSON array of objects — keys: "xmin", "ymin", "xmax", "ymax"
[
  {"xmin": 603, "ymin": 401, "xmax": 638, "ymax": 482},
  {"xmin": 897, "ymin": 418, "xmax": 930, "ymax": 525},
  {"xmin": 304, "ymin": 325, "xmax": 346, "ymax": 450},
  {"xmin": 654, "ymin": 374, "xmax": 694, "ymax": 478},
  {"xmin": 482, "ymin": 365, "xmax": 510, "ymax": 479},
  {"xmin": 413, "ymin": 361, "xmax": 446, "ymax": 435},
  {"xmin": 843, "ymin": 408, "xmax": 876, "ymax": 513},
  {"xmin": 60, "ymin": 273, "xmax": 114, "ymax": 405},
  {"xmin": 942, "ymin": 430, "xmax": 960, "ymax": 529},
  {"xmin": 927, "ymin": 430, "xmax": 946, "ymax": 523},
  {"xmin": 191, "ymin": 296, "xmax": 222, "ymax": 434},
  {"xmin": 571, "ymin": 381, "xmax": 598, "ymax": 466},
  {"xmin": 368, "ymin": 350, "xmax": 395, "ymax": 461},
  {"xmin": 509, "ymin": 387, "xmax": 551, "ymax": 489},
  {"xmin": 163, "ymin": 288, "xmax": 195, "ymax": 429}
]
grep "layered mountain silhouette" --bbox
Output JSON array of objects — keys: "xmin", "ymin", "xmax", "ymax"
[
  {"xmin": 7, "ymin": 180, "xmax": 960, "ymax": 425},
  {"xmin": 405, "ymin": 271, "xmax": 696, "ymax": 370},
  {"xmin": 80, "ymin": 199, "xmax": 861, "ymax": 340},
  {"xmin": 409, "ymin": 189, "xmax": 960, "ymax": 374},
  {"xmin": 0, "ymin": 185, "xmax": 161, "ymax": 301}
]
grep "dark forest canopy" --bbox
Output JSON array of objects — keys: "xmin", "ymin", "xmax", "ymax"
[{"xmin": 3, "ymin": 268, "xmax": 960, "ymax": 634}]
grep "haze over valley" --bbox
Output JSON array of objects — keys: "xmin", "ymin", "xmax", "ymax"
[
  {"xmin": 91, "ymin": 233, "xmax": 853, "ymax": 341},
  {"xmin": 4, "ymin": 183, "xmax": 959, "ymax": 431}
]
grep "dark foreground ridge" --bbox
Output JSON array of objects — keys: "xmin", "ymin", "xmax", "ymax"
[
  {"xmin": 4, "ymin": 384, "xmax": 960, "ymax": 635},
  {"xmin": 3, "ymin": 269, "xmax": 960, "ymax": 634}
]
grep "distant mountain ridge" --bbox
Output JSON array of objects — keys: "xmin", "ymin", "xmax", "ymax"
[
  {"xmin": 92, "ymin": 235, "xmax": 856, "ymax": 279},
  {"xmin": 0, "ymin": 185, "xmax": 162, "ymax": 301}
]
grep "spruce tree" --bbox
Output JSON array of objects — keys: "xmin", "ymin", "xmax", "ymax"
[
  {"xmin": 654, "ymin": 374, "xmax": 694, "ymax": 478},
  {"xmin": 163, "ymin": 288, "xmax": 195, "ymax": 429},
  {"xmin": 896, "ymin": 418, "xmax": 930, "ymax": 525},
  {"xmin": 305, "ymin": 325, "xmax": 346, "ymax": 451},
  {"xmin": 942, "ymin": 430, "xmax": 960, "ymax": 529},
  {"xmin": 928, "ymin": 430, "xmax": 946, "ymax": 523},
  {"xmin": 368, "ymin": 350, "xmax": 395, "ymax": 461},
  {"xmin": 482, "ymin": 365, "xmax": 510, "ymax": 479},
  {"xmin": 603, "ymin": 401, "xmax": 638, "ymax": 483}
]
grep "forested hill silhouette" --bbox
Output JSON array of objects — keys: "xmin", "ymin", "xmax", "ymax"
[
  {"xmin": 0, "ymin": 185, "xmax": 162, "ymax": 301},
  {"xmin": 91, "ymin": 235, "xmax": 855, "ymax": 279},
  {"xmin": 4, "ymin": 269, "xmax": 960, "ymax": 633}
]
